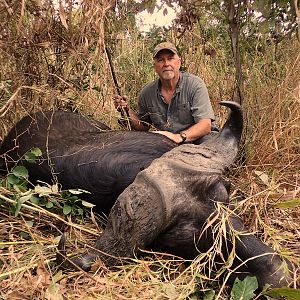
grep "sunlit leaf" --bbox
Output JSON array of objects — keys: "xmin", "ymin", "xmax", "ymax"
[
  {"xmin": 7, "ymin": 174, "xmax": 19, "ymax": 185},
  {"xmin": 52, "ymin": 183, "xmax": 59, "ymax": 194},
  {"xmin": 14, "ymin": 191, "xmax": 32, "ymax": 216},
  {"xmin": 12, "ymin": 166, "xmax": 28, "ymax": 179},
  {"xmin": 264, "ymin": 287, "xmax": 300, "ymax": 300},
  {"xmin": 34, "ymin": 183, "xmax": 59, "ymax": 196},
  {"xmin": 230, "ymin": 276, "xmax": 258, "ymax": 300},
  {"xmin": 254, "ymin": 170, "xmax": 269, "ymax": 185},
  {"xmin": 13, "ymin": 184, "xmax": 22, "ymax": 193},
  {"xmin": 63, "ymin": 205, "xmax": 72, "ymax": 215},
  {"xmin": 34, "ymin": 185, "xmax": 53, "ymax": 196},
  {"xmin": 15, "ymin": 200, "xmax": 22, "ymax": 216},
  {"xmin": 26, "ymin": 221, "xmax": 34, "ymax": 227},
  {"xmin": 68, "ymin": 188, "xmax": 89, "ymax": 195},
  {"xmin": 24, "ymin": 151, "xmax": 37, "ymax": 163},
  {"xmin": 18, "ymin": 193, "xmax": 33, "ymax": 203},
  {"xmin": 30, "ymin": 147, "xmax": 42, "ymax": 157},
  {"xmin": 46, "ymin": 202, "xmax": 54, "ymax": 208},
  {"xmin": 52, "ymin": 270, "xmax": 65, "ymax": 284},
  {"xmin": 81, "ymin": 200, "xmax": 95, "ymax": 208},
  {"xmin": 274, "ymin": 198, "xmax": 300, "ymax": 209},
  {"xmin": 30, "ymin": 194, "xmax": 41, "ymax": 204}
]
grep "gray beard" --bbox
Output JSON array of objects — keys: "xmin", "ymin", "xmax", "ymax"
[{"xmin": 161, "ymin": 70, "xmax": 175, "ymax": 80}]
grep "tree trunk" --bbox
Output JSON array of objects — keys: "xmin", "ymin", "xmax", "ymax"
[{"xmin": 294, "ymin": 0, "xmax": 300, "ymax": 41}]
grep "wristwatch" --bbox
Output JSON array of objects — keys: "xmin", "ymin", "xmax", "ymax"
[{"xmin": 179, "ymin": 132, "xmax": 187, "ymax": 144}]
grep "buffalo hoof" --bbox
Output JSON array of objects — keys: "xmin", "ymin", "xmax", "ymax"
[{"xmin": 56, "ymin": 233, "xmax": 93, "ymax": 272}]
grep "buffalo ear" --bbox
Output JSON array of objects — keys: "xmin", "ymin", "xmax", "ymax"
[
  {"xmin": 223, "ymin": 179, "xmax": 231, "ymax": 194},
  {"xmin": 206, "ymin": 178, "xmax": 230, "ymax": 204},
  {"xmin": 192, "ymin": 176, "xmax": 230, "ymax": 204}
]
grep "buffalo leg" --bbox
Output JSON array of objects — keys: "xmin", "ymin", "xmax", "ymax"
[
  {"xmin": 226, "ymin": 216, "xmax": 293, "ymax": 288},
  {"xmin": 58, "ymin": 173, "xmax": 167, "ymax": 270}
]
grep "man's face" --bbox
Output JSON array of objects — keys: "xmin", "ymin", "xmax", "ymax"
[{"xmin": 154, "ymin": 50, "xmax": 181, "ymax": 81}]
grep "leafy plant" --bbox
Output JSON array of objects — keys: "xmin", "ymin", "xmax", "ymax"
[
  {"xmin": 24, "ymin": 147, "xmax": 42, "ymax": 163},
  {"xmin": 1, "ymin": 148, "xmax": 94, "ymax": 217},
  {"xmin": 6, "ymin": 165, "xmax": 29, "ymax": 192},
  {"xmin": 264, "ymin": 287, "xmax": 300, "ymax": 300},
  {"xmin": 230, "ymin": 276, "xmax": 258, "ymax": 300}
]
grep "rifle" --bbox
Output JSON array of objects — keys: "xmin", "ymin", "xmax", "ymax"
[{"xmin": 105, "ymin": 46, "xmax": 131, "ymax": 130}]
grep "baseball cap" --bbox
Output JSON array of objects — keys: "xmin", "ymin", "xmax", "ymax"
[{"xmin": 153, "ymin": 42, "xmax": 178, "ymax": 58}]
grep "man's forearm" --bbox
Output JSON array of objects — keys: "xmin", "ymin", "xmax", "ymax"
[
  {"xmin": 127, "ymin": 108, "xmax": 149, "ymax": 131},
  {"xmin": 153, "ymin": 119, "xmax": 212, "ymax": 144},
  {"xmin": 182, "ymin": 119, "xmax": 211, "ymax": 142},
  {"xmin": 114, "ymin": 95, "xmax": 149, "ymax": 131}
]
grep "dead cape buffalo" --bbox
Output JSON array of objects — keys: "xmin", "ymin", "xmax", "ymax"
[
  {"xmin": 0, "ymin": 102, "xmax": 292, "ymax": 289},
  {"xmin": 0, "ymin": 110, "xmax": 177, "ymax": 214},
  {"xmin": 55, "ymin": 101, "xmax": 292, "ymax": 289}
]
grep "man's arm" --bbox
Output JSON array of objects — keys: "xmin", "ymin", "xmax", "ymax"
[
  {"xmin": 114, "ymin": 96, "xmax": 149, "ymax": 131},
  {"xmin": 154, "ymin": 119, "xmax": 211, "ymax": 144},
  {"xmin": 126, "ymin": 108, "xmax": 150, "ymax": 131}
]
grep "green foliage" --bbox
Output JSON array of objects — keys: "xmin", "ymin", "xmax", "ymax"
[
  {"xmin": 1, "ymin": 148, "xmax": 94, "ymax": 218},
  {"xmin": 230, "ymin": 276, "xmax": 258, "ymax": 300},
  {"xmin": 24, "ymin": 147, "xmax": 42, "ymax": 163},
  {"xmin": 274, "ymin": 198, "xmax": 300, "ymax": 209},
  {"xmin": 2, "ymin": 147, "xmax": 42, "ymax": 195},
  {"xmin": 7, "ymin": 166, "xmax": 29, "ymax": 194},
  {"xmin": 264, "ymin": 287, "xmax": 300, "ymax": 300},
  {"xmin": 12, "ymin": 166, "xmax": 28, "ymax": 179},
  {"xmin": 199, "ymin": 290, "xmax": 216, "ymax": 300},
  {"xmin": 203, "ymin": 289, "xmax": 215, "ymax": 300},
  {"xmin": 250, "ymin": 0, "xmax": 299, "ymax": 44}
]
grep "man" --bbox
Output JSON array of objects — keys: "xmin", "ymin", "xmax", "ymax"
[{"xmin": 114, "ymin": 42, "xmax": 217, "ymax": 144}]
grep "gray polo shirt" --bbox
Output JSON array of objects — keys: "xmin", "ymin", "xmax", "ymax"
[{"xmin": 137, "ymin": 72, "xmax": 215, "ymax": 133}]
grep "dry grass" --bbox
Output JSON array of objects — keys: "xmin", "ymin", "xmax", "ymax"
[
  {"xmin": 0, "ymin": 192, "xmax": 217, "ymax": 299},
  {"xmin": 0, "ymin": 161, "xmax": 299, "ymax": 299}
]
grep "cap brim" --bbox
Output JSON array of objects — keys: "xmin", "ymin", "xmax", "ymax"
[{"xmin": 153, "ymin": 48, "xmax": 177, "ymax": 58}]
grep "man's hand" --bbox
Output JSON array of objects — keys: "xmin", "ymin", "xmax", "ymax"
[
  {"xmin": 153, "ymin": 131, "xmax": 184, "ymax": 144},
  {"xmin": 113, "ymin": 95, "xmax": 129, "ymax": 113}
]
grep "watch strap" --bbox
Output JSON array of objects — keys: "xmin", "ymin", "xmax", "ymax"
[{"xmin": 179, "ymin": 132, "xmax": 187, "ymax": 144}]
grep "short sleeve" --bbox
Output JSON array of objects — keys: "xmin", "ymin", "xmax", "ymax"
[{"xmin": 189, "ymin": 78, "xmax": 215, "ymax": 122}]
